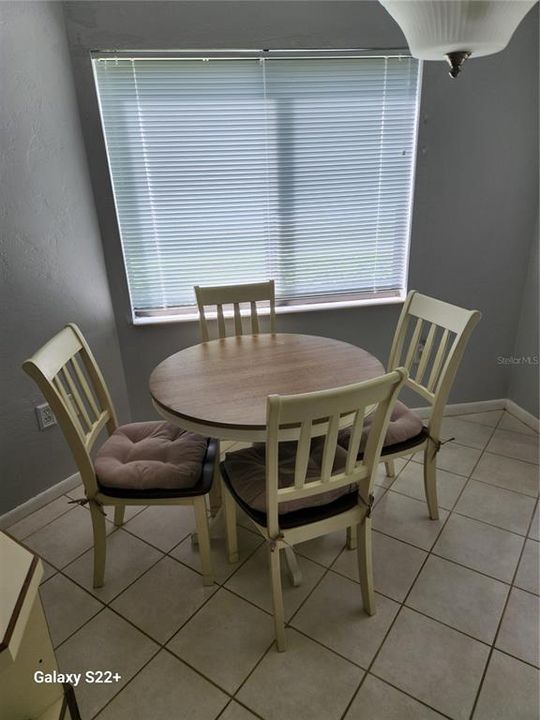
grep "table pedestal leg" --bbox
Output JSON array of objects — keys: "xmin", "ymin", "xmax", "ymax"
[{"xmin": 284, "ymin": 546, "xmax": 303, "ymax": 587}]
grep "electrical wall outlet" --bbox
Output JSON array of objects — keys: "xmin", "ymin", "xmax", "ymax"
[{"xmin": 35, "ymin": 403, "xmax": 57, "ymax": 430}]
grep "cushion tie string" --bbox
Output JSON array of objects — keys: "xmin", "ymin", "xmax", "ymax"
[
  {"xmin": 427, "ymin": 434, "xmax": 455, "ymax": 460},
  {"xmin": 359, "ymin": 492, "xmax": 375, "ymax": 518},
  {"xmin": 67, "ymin": 497, "xmax": 107, "ymax": 516},
  {"xmin": 267, "ymin": 532, "xmax": 286, "ymax": 552},
  {"xmin": 366, "ymin": 493, "xmax": 375, "ymax": 518}
]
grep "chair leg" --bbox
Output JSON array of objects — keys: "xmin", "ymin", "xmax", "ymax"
[
  {"xmin": 385, "ymin": 460, "xmax": 395, "ymax": 478},
  {"xmin": 90, "ymin": 501, "xmax": 107, "ymax": 588},
  {"xmin": 423, "ymin": 448, "xmax": 439, "ymax": 521},
  {"xmin": 222, "ymin": 479, "xmax": 239, "ymax": 563},
  {"xmin": 113, "ymin": 505, "xmax": 125, "ymax": 527},
  {"xmin": 269, "ymin": 546, "xmax": 287, "ymax": 652},
  {"xmin": 357, "ymin": 516, "xmax": 376, "ymax": 616},
  {"xmin": 208, "ymin": 443, "xmax": 222, "ymax": 517},
  {"xmin": 346, "ymin": 526, "xmax": 357, "ymax": 550},
  {"xmin": 194, "ymin": 496, "xmax": 214, "ymax": 586}
]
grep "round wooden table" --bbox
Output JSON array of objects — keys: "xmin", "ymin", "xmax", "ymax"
[
  {"xmin": 149, "ymin": 333, "xmax": 385, "ymax": 442},
  {"xmin": 150, "ymin": 333, "xmax": 385, "ymax": 584}
]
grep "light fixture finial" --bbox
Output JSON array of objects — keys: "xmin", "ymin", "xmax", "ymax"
[{"xmin": 446, "ymin": 51, "xmax": 471, "ymax": 79}]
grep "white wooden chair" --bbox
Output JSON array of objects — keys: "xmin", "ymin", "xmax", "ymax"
[
  {"xmin": 377, "ymin": 291, "xmax": 481, "ymax": 519},
  {"xmin": 23, "ymin": 324, "xmax": 216, "ymax": 588},
  {"xmin": 194, "ymin": 280, "xmax": 276, "ymax": 341},
  {"xmin": 220, "ymin": 368, "xmax": 407, "ymax": 651}
]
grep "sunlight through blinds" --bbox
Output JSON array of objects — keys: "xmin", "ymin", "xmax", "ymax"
[{"xmin": 93, "ymin": 54, "xmax": 421, "ymax": 319}]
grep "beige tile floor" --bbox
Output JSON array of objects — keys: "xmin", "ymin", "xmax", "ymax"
[{"xmin": 5, "ymin": 410, "xmax": 539, "ymax": 720}]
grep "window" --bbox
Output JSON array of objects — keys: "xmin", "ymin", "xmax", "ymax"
[{"xmin": 92, "ymin": 52, "xmax": 421, "ymax": 322}]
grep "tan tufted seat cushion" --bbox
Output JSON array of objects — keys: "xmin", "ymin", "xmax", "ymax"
[
  {"xmin": 95, "ymin": 421, "xmax": 209, "ymax": 495},
  {"xmin": 338, "ymin": 400, "xmax": 426, "ymax": 455},
  {"xmin": 221, "ymin": 438, "xmax": 357, "ymax": 524}
]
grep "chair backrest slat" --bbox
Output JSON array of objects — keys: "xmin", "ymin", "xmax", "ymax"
[
  {"xmin": 388, "ymin": 291, "xmax": 481, "ymax": 436},
  {"xmin": 61, "ymin": 364, "xmax": 93, "ymax": 432},
  {"xmin": 216, "ymin": 304, "xmax": 226, "ymax": 338},
  {"xmin": 407, "ymin": 378, "xmax": 435, "ymax": 403},
  {"xmin": 415, "ymin": 322, "xmax": 437, "ymax": 385},
  {"xmin": 294, "ymin": 421, "xmax": 313, "ymax": 489},
  {"xmin": 404, "ymin": 317, "xmax": 423, "ymax": 370},
  {"xmin": 426, "ymin": 328, "xmax": 450, "ymax": 392},
  {"xmin": 198, "ymin": 305, "xmax": 210, "ymax": 342},
  {"xmin": 233, "ymin": 303, "xmax": 243, "ymax": 335},
  {"xmin": 345, "ymin": 409, "xmax": 366, "ymax": 475},
  {"xmin": 194, "ymin": 281, "xmax": 275, "ymax": 341},
  {"xmin": 265, "ymin": 369, "xmax": 408, "ymax": 537},
  {"xmin": 250, "ymin": 301, "xmax": 260, "ymax": 334},
  {"xmin": 84, "ymin": 412, "xmax": 111, "ymax": 452},
  {"xmin": 71, "ymin": 355, "xmax": 101, "ymax": 420},
  {"xmin": 320, "ymin": 414, "xmax": 340, "ymax": 483},
  {"xmin": 53, "ymin": 373, "xmax": 86, "ymax": 438},
  {"xmin": 23, "ymin": 324, "xmax": 119, "ymax": 497}
]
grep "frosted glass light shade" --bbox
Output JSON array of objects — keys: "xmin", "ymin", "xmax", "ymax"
[{"xmin": 379, "ymin": 1, "xmax": 536, "ymax": 60}]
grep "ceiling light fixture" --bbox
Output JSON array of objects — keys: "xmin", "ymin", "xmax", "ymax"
[{"xmin": 379, "ymin": 0, "xmax": 537, "ymax": 78}]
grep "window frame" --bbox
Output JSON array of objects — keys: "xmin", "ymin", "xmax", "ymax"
[{"xmin": 91, "ymin": 49, "xmax": 423, "ymax": 325}]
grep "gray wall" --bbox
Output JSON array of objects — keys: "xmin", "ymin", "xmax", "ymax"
[
  {"xmin": 0, "ymin": 2, "xmax": 130, "ymax": 514},
  {"xmin": 64, "ymin": 0, "xmax": 539, "ymax": 421},
  {"xmin": 509, "ymin": 218, "xmax": 539, "ymax": 417}
]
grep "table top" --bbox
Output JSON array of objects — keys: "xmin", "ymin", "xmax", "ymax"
[{"xmin": 149, "ymin": 333, "xmax": 385, "ymax": 437}]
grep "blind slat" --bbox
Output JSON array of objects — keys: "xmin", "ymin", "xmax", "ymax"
[{"xmin": 93, "ymin": 55, "xmax": 421, "ymax": 316}]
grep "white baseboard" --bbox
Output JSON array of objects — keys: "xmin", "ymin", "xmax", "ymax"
[
  {"xmin": 413, "ymin": 398, "xmax": 507, "ymax": 420},
  {"xmin": 0, "ymin": 472, "xmax": 80, "ymax": 530},
  {"xmin": 408, "ymin": 397, "xmax": 539, "ymax": 432},
  {"xmin": 505, "ymin": 400, "xmax": 540, "ymax": 433}
]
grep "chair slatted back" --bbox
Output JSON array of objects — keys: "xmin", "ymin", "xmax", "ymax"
[
  {"xmin": 388, "ymin": 291, "xmax": 481, "ymax": 435},
  {"xmin": 265, "ymin": 369, "xmax": 407, "ymax": 537},
  {"xmin": 194, "ymin": 281, "xmax": 276, "ymax": 341},
  {"xmin": 22, "ymin": 324, "xmax": 118, "ymax": 495}
]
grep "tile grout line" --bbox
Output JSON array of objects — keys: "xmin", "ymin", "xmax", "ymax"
[
  {"xmin": 215, "ymin": 697, "xmax": 267, "ymax": 720},
  {"xmin": 338, "ymin": 493, "xmax": 460, "ymax": 720},
  {"xmin": 228, "ymin": 553, "xmax": 340, "ymax": 707},
  {"xmin": 339, "ymin": 414, "xmax": 504, "ymax": 720},
  {"xmin": 478, "ymin": 448, "xmax": 539, "ymax": 468},
  {"xmin": 468, "ymin": 512, "xmax": 537, "ymax": 716},
  {"xmin": 51, "ymin": 527, "xmax": 265, "ymax": 651},
  {"xmin": 461, "ymin": 473, "xmax": 539, "ymax": 500},
  {"xmin": 390, "ymin": 470, "xmax": 538, "ymax": 503},
  {"xmin": 461, "ymin": 410, "xmax": 533, "ymax": 719},
  {"xmin": 445, "ymin": 409, "xmax": 525, "ymax": 719},
  {"xmin": 5, "ymin": 497, "xmax": 79, "ymax": 542},
  {"xmin": 56, "ymin": 432, "xmax": 496, "ymax": 714},
  {"xmin": 52, "ymin": 522, "xmax": 266, "ymax": 650},
  {"xmin": 84, "ymin": 595, "xmax": 265, "ymax": 719},
  {"xmin": 50, "ymin": 529, "xmax": 275, "ymax": 716},
  {"xmin": 9, "ymin": 412, "xmax": 538, "ymax": 719},
  {"xmin": 313, "ymin": 451, "xmax": 464, "ymax": 720},
  {"xmin": 225, "ymin": 509, "xmax": 383, "ymax": 714},
  {"xmin": 436, "ymin": 507, "xmax": 534, "ymax": 540}
]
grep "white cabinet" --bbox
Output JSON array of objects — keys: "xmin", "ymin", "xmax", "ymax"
[{"xmin": 0, "ymin": 532, "xmax": 79, "ymax": 719}]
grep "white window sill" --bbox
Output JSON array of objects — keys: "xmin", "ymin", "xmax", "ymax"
[{"xmin": 130, "ymin": 292, "xmax": 406, "ymax": 326}]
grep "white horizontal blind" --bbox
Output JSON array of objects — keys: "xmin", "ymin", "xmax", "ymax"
[{"xmin": 93, "ymin": 55, "xmax": 421, "ymax": 319}]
